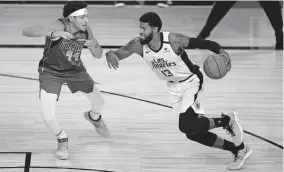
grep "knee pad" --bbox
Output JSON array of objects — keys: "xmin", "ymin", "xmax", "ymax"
[
  {"xmin": 186, "ymin": 132, "xmax": 217, "ymax": 147},
  {"xmin": 179, "ymin": 107, "xmax": 199, "ymax": 134},
  {"xmin": 186, "ymin": 133, "xmax": 200, "ymax": 141},
  {"xmin": 179, "ymin": 107, "xmax": 208, "ymax": 135}
]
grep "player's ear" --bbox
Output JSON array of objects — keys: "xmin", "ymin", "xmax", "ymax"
[
  {"xmin": 68, "ymin": 16, "xmax": 75, "ymax": 22},
  {"xmin": 153, "ymin": 27, "xmax": 158, "ymax": 32}
]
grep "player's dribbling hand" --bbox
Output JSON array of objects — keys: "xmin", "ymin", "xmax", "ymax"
[
  {"xmin": 219, "ymin": 49, "xmax": 231, "ymax": 72},
  {"xmin": 51, "ymin": 31, "xmax": 74, "ymax": 40},
  {"xmin": 106, "ymin": 50, "xmax": 119, "ymax": 69}
]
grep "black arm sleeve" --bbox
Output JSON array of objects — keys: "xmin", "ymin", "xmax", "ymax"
[{"xmin": 187, "ymin": 38, "xmax": 222, "ymax": 54}]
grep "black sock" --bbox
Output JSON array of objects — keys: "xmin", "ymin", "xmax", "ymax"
[
  {"xmin": 222, "ymin": 139, "xmax": 237, "ymax": 154},
  {"xmin": 235, "ymin": 142, "xmax": 244, "ymax": 152},
  {"xmin": 223, "ymin": 140, "xmax": 244, "ymax": 155}
]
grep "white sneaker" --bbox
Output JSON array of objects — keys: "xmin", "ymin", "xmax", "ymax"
[
  {"xmin": 84, "ymin": 111, "xmax": 110, "ymax": 137},
  {"xmin": 227, "ymin": 142, "xmax": 253, "ymax": 170},
  {"xmin": 56, "ymin": 137, "xmax": 69, "ymax": 160},
  {"xmin": 222, "ymin": 112, "xmax": 244, "ymax": 146}
]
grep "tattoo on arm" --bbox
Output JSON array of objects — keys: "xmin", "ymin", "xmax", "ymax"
[
  {"xmin": 172, "ymin": 33, "xmax": 190, "ymax": 48},
  {"xmin": 114, "ymin": 37, "xmax": 142, "ymax": 59}
]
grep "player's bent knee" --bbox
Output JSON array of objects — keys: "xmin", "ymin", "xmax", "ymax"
[
  {"xmin": 179, "ymin": 119, "xmax": 198, "ymax": 134},
  {"xmin": 178, "ymin": 107, "xmax": 201, "ymax": 135},
  {"xmin": 186, "ymin": 133, "xmax": 199, "ymax": 141}
]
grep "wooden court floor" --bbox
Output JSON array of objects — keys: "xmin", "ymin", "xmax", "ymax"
[{"xmin": 0, "ymin": 4, "xmax": 283, "ymax": 172}]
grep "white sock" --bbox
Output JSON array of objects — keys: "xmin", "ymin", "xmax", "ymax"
[
  {"xmin": 89, "ymin": 110, "xmax": 101, "ymax": 121},
  {"xmin": 57, "ymin": 129, "xmax": 67, "ymax": 139}
]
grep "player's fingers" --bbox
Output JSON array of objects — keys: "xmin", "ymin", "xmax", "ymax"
[
  {"xmin": 107, "ymin": 60, "xmax": 112, "ymax": 69},
  {"xmin": 110, "ymin": 62, "xmax": 117, "ymax": 70},
  {"xmin": 107, "ymin": 57, "xmax": 115, "ymax": 69},
  {"xmin": 111, "ymin": 57, "xmax": 119, "ymax": 69},
  {"xmin": 62, "ymin": 35, "xmax": 70, "ymax": 40},
  {"xmin": 85, "ymin": 40, "xmax": 91, "ymax": 43},
  {"xmin": 86, "ymin": 43, "xmax": 93, "ymax": 48},
  {"xmin": 65, "ymin": 32, "xmax": 74, "ymax": 39},
  {"xmin": 111, "ymin": 56, "xmax": 119, "ymax": 66},
  {"xmin": 114, "ymin": 60, "xmax": 119, "ymax": 68},
  {"xmin": 108, "ymin": 56, "xmax": 116, "ymax": 65},
  {"xmin": 109, "ymin": 60, "xmax": 117, "ymax": 69},
  {"xmin": 107, "ymin": 57, "xmax": 116, "ymax": 69},
  {"xmin": 111, "ymin": 60, "xmax": 118, "ymax": 69}
]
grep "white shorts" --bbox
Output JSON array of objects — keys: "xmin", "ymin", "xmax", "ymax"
[{"xmin": 167, "ymin": 74, "xmax": 205, "ymax": 114}]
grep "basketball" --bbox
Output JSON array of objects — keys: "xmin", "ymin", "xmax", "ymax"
[{"xmin": 203, "ymin": 54, "xmax": 228, "ymax": 79}]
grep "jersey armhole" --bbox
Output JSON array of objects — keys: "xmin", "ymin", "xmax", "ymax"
[{"xmin": 167, "ymin": 32, "xmax": 184, "ymax": 56}]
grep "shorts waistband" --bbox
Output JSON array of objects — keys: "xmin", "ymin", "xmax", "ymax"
[{"xmin": 168, "ymin": 74, "xmax": 194, "ymax": 83}]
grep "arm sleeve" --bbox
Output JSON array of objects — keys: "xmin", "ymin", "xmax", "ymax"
[{"xmin": 187, "ymin": 38, "xmax": 222, "ymax": 54}]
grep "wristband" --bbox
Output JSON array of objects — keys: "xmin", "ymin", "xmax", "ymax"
[{"xmin": 50, "ymin": 31, "xmax": 55, "ymax": 37}]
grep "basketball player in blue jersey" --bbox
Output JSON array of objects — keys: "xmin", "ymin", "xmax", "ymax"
[
  {"xmin": 106, "ymin": 12, "xmax": 253, "ymax": 170},
  {"xmin": 22, "ymin": 1, "xmax": 110, "ymax": 160}
]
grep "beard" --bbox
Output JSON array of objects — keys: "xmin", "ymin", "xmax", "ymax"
[{"xmin": 140, "ymin": 33, "xmax": 153, "ymax": 45}]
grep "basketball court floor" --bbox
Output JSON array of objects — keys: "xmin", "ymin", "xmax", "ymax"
[{"xmin": 0, "ymin": 4, "xmax": 283, "ymax": 172}]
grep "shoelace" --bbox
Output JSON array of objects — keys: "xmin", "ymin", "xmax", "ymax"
[
  {"xmin": 233, "ymin": 154, "xmax": 243, "ymax": 162},
  {"xmin": 225, "ymin": 120, "xmax": 235, "ymax": 136},
  {"xmin": 58, "ymin": 140, "xmax": 68, "ymax": 151}
]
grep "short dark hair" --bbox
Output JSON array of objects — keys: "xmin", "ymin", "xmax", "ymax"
[
  {"xmin": 63, "ymin": 1, "xmax": 88, "ymax": 18},
  {"xmin": 139, "ymin": 12, "xmax": 162, "ymax": 32}
]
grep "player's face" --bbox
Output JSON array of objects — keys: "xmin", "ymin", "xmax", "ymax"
[
  {"xmin": 73, "ymin": 15, "xmax": 88, "ymax": 31},
  {"xmin": 139, "ymin": 22, "xmax": 154, "ymax": 45}
]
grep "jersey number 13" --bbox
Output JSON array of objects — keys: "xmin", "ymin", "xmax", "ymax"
[{"xmin": 161, "ymin": 69, "xmax": 173, "ymax": 77}]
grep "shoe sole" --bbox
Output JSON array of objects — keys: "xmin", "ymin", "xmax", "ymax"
[
  {"xmin": 56, "ymin": 153, "xmax": 69, "ymax": 160},
  {"xmin": 228, "ymin": 148, "xmax": 253, "ymax": 170},
  {"xmin": 231, "ymin": 112, "xmax": 244, "ymax": 146}
]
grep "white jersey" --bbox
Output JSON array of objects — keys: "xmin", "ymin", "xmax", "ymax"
[{"xmin": 142, "ymin": 32, "xmax": 201, "ymax": 82}]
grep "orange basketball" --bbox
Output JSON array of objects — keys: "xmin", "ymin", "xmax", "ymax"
[{"xmin": 203, "ymin": 54, "xmax": 228, "ymax": 79}]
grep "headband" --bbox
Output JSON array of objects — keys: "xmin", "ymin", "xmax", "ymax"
[{"xmin": 68, "ymin": 8, "xmax": 88, "ymax": 17}]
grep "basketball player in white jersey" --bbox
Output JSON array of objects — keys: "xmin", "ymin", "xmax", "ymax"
[{"xmin": 106, "ymin": 12, "xmax": 253, "ymax": 170}]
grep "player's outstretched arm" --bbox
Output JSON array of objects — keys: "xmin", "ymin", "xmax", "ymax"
[
  {"xmin": 22, "ymin": 20, "xmax": 74, "ymax": 40},
  {"xmin": 169, "ymin": 32, "xmax": 231, "ymax": 71},
  {"xmin": 106, "ymin": 37, "xmax": 142, "ymax": 70},
  {"xmin": 85, "ymin": 26, "xmax": 103, "ymax": 59}
]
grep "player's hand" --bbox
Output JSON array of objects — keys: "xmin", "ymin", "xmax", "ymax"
[
  {"xmin": 219, "ymin": 49, "xmax": 231, "ymax": 72},
  {"xmin": 84, "ymin": 40, "xmax": 93, "ymax": 49},
  {"xmin": 51, "ymin": 31, "xmax": 74, "ymax": 40},
  {"xmin": 106, "ymin": 50, "xmax": 119, "ymax": 70}
]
